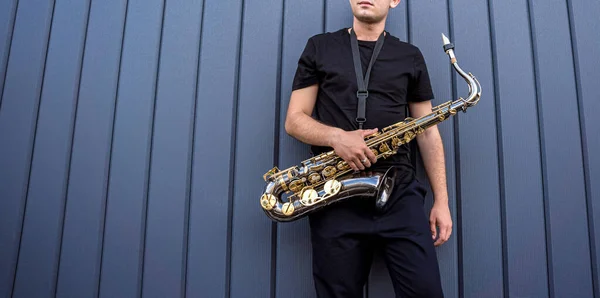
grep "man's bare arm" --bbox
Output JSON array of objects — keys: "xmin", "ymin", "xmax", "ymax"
[
  {"xmin": 409, "ymin": 100, "xmax": 448, "ymax": 202},
  {"xmin": 284, "ymin": 85, "xmax": 340, "ymax": 147},
  {"xmin": 409, "ymin": 100, "xmax": 452, "ymax": 246},
  {"xmin": 284, "ymin": 84, "xmax": 377, "ymax": 171}
]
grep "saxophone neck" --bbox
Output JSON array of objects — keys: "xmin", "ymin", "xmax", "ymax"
[{"xmin": 442, "ymin": 33, "xmax": 482, "ymax": 108}]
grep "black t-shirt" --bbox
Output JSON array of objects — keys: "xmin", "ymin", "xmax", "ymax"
[{"xmin": 292, "ymin": 28, "xmax": 434, "ymax": 174}]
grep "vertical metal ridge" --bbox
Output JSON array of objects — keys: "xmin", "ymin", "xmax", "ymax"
[
  {"xmin": 405, "ymin": 0, "xmax": 411, "ymax": 43},
  {"xmin": 565, "ymin": 1, "xmax": 597, "ymax": 297},
  {"xmin": 12, "ymin": 0, "xmax": 56, "ymax": 296},
  {"xmin": 271, "ymin": 0, "xmax": 285, "ymax": 297},
  {"xmin": 486, "ymin": 0, "xmax": 508, "ymax": 297},
  {"xmin": 226, "ymin": 0, "xmax": 245, "ymax": 296},
  {"xmin": 323, "ymin": 0, "xmax": 327, "ymax": 32},
  {"xmin": 0, "ymin": 0, "xmax": 20, "ymax": 111},
  {"xmin": 98, "ymin": 0, "xmax": 130, "ymax": 296},
  {"xmin": 183, "ymin": 0, "xmax": 206, "ymax": 297},
  {"xmin": 140, "ymin": 0, "xmax": 167, "ymax": 296},
  {"xmin": 526, "ymin": 1, "xmax": 553, "ymax": 297},
  {"xmin": 444, "ymin": 1, "xmax": 462, "ymax": 298},
  {"xmin": 406, "ymin": 0, "xmax": 416, "ymax": 190},
  {"xmin": 52, "ymin": 0, "xmax": 92, "ymax": 296}
]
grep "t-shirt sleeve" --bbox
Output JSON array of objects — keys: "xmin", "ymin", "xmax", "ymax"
[
  {"xmin": 408, "ymin": 48, "xmax": 435, "ymax": 102},
  {"xmin": 292, "ymin": 38, "xmax": 319, "ymax": 91}
]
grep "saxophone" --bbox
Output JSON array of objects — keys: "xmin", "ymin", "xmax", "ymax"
[{"xmin": 260, "ymin": 34, "xmax": 481, "ymax": 222}]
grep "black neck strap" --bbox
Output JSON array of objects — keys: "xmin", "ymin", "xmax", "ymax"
[{"xmin": 350, "ymin": 28, "xmax": 385, "ymax": 129}]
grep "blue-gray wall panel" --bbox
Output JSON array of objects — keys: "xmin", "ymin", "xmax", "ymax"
[
  {"xmin": 326, "ymin": 0, "xmax": 352, "ymax": 32},
  {"xmin": 0, "ymin": 0, "xmax": 18, "ymax": 103},
  {"xmin": 276, "ymin": 0, "xmax": 323, "ymax": 297},
  {"xmin": 409, "ymin": 2, "xmax": 458, "ymax": 298},
  {"xmin": 1, "ymin": 1, "xmax": 599, "ymax": 298},
  {"xmin": 569, "ymin": 0, "xmax": 600, "ymax": 295},
  {"xmin": 230, "ymin": 0, "xmax": 281, "ymax": 297},
  {"xmin": 0, "ymin": 0, "xmax": 54, "ymax": 296},
  {"xmin": 491, "ymin": 0, "xmax": 548, "ymax": 296},
  {"xmin": 186, "ymin": 0, "xmax": 239, "ymax": 297},
  {"xmin": 54, "ymin": 0, "xmax": 127, "ymax": 297},
  {"xmin": 11, "ymin": 1, "xmax": 89, "ymax": 297},
  {"xmin": 98, "ymin": 0, "xmax": 163, "ymax": 297},
  {"xmin": 386, "ymin": 1, "xmax": 408, "ymax": 42},
  {"xmin": 141, "ymin": 0, "xmax": 202, "ymax": 297},
  {"xmin": 530, "ymin": 1, "xmax": 593, "ymax": 297},
  {"xmin": 452, "ymin": 0, "xmax": 503, "ymax": 297}
]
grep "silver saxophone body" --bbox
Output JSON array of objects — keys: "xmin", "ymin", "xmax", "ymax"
[{"xmin": 260, "ymin": 34, "xmax": 481, "ymax": 222}]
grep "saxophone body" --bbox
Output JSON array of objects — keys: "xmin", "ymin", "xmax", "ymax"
[{"xmin": 260, "ymin": 34, "xmax": 481, "ymax": 222}]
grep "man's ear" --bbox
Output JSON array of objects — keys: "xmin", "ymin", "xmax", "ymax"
[{"xmin": 390, "ymin": 0, "xmax": 401, "ymax": 9}]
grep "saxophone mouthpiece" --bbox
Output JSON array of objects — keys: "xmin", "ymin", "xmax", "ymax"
[
  {"xmin": 441, "ymin": 33, "xmax": 455, "ymax": 52},
  {"xmin": 441, "ymin": 33, "xmax": 456, "ymax": 63},
  {"xmin": 441, "ymin": 33, "xmax": 451, "ymax": 46}
]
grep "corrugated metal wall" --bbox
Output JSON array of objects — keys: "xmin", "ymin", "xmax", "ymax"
[{"xmin": 0, "ymin": 0, "xmax": 598, "ymax": 297}]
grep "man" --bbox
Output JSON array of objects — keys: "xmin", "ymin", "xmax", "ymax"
[{"xmin": 284, "ymin": 0, "xmax": 452, "ymax": 297}]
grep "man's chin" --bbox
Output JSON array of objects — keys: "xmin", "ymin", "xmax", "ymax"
[{"xmin": 355, "ymin": 14, "xmax": 382, "ymax": 24}]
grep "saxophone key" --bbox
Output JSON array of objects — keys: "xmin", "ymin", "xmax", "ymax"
[
  {"xmin": 288, "ymin": 179, "xmax": 305, "ymax": 193},
  {"xmin": 324, "ymin": 180, "xmax": 342, "ymax": 195},
  {"xmin": 391, "ymin": 137, "xmax": 402, "ymax": 149},
  {"xmin": 322, "ymin": 166, "xmax": 337, "ymax": 178},
  {"xmin": 308, "ymin": 173, "xmax": 321, "ymax": 184},
  {"xmin": 281, "ymin": 202, "xmax": 295, "ymax": 216},
  {"xmin": 310, "ymin": 164, "xmax": 324, "ymax": 172},
  {"xmin": 301, "ymin": 188, "xmax": 319, "ymax": 205},
  {"xmin": 337, "ymin": 161, "xmax": 349, "ymax": 171},
  {"xmin": 278, "ymin": 176, "xmax": 289, "ymax": 192},
  {"xmin": 262, "ymin": 167, "xmax": 280, "ymax": 181},
  {"xmin": 260, "ymin": 194, "xmax": 277, "ymax": 210},
  {"xmin": 379, "ymin": 142, "xmax": 390, "ymax": 153}
]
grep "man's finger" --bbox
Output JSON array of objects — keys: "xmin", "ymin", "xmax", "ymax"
[
  {"xmin": 440, "ymin": 228, "xmax": 448, "ymax": 244},
  {"xmin": 435, "ymin": 225, "xmax": 450, "ymax": 246},
  {"xmin": 350, "ymin": 157, "xmax": 365, "ymax": 170},
  {"xmin": 365, "ymin": 148, "xmax": 377, "ymax": 163},
  {"xmin": 434, "ymin": 227, "xmax": 444, "ymax": 246},
  {"xmin": 430, "ymin": 220, "xmax": 437, "ymax": 241},
  {"xmin": 353, "ymin": 157, "xmax": 365, "ymax": 170},
  {"xmin": 347, "ymin": 161, "xmax": 359, "ymax": 172},
  {"xmin": 361, "ymin": 128, "xmax": 378, "ymax": 137},
  {"xmin": 358, "ymin": 155, "xmax": 371, "ymax": 168}
]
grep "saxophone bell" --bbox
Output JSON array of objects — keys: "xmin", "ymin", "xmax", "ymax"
[{"xmin": 261, "ymin": 168, "xmax": 398, "ymax": 222}]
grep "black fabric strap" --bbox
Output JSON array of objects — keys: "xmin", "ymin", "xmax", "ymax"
[{"xmin": 350, "ymin": 28, "xmax": 385, "ymax": 129}]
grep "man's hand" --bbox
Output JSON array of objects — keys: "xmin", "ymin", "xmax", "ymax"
[
  {"xmin": 331, "ymin": 128, "xmax": 378, "ymax": 171},
  {"xmin": 429, "ymin": 200, "xmax": 452, "ymax": 246}
]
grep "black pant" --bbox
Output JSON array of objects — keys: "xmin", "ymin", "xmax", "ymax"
[{"xmin": 308, "ymin": 177, "xmax": 444, "ymax": 298}]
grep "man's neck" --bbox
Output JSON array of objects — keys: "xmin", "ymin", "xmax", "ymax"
[{"xmin": 350, "ymin": 19, "xmax": 386, "ymax": 41}]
